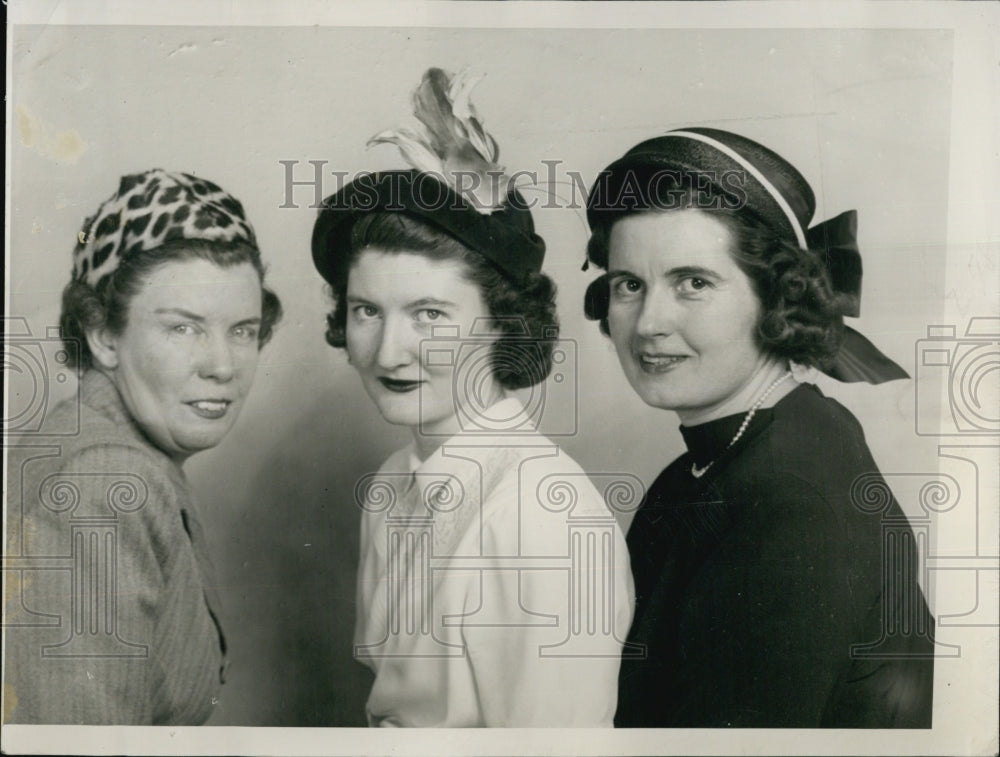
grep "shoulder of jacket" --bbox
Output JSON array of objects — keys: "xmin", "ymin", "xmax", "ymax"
[{"xmin": 54, "ymin": 441, "xmax": 185, "ymax": 519}]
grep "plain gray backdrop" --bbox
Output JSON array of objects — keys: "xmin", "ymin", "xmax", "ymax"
[{"xmin": 8, "ymin": 22, "xmax": 961, "ymax": 730}]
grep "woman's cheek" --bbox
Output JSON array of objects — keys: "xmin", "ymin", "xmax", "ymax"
[
  {"xmin": 607, "ymin": 302, "xmax": 633, "ymax": 339},
  {"xmin": 346, "ymin": 327, "xmax": 376, "ymax": 365}
]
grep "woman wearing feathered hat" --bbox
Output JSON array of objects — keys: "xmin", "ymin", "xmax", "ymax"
[
  {"xmin": 5, "ymin": 170, "xmax": 282, "ymax": 723},
  {"xmin": 583, "ymin": 128, "xmax": 935, "ymax": 727},
  {"xmin": 312, "ymin": 69, "xmax": 633, "ymax": 727}
]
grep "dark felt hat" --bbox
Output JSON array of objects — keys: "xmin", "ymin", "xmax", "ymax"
[
  {"xmin": 311, "ymin": 169, "xmax": 545, "ymax": 286},
  {"xmin": 586, "ymin": 127, "xmax": 816, "ymax": 260}
]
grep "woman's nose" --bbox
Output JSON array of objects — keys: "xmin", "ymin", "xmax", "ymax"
[
  {"xmin": 635, "ymin": 288, "xmax": 677, "ymax": 338},
  {"xmin": 375, "ymin": 315, "xmax": 416, "ymax": 370},
  {"xmin": 196, "ymin": 333, "xmax": 236, "ymax": 382}
]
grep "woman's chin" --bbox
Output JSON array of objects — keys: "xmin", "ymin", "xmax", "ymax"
[
  {"xmin": 627, "ymin": 377, "xmax": 685, "ymax": 413},
  {"xmin": 370, "ymin": 397, "xmax": 419, "ymax": 428},
  {"xmin": 377, "ymin": 410, "xmax": 419, "ymax": 429},
  {"xmin": 148, "ymin": 431, "xmax": 226, "ymax": 460},
  {"xmin": 370, "ymin": 393, "xmax": 456, "ymax": 433}
]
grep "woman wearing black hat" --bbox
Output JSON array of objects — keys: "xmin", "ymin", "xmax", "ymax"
[
  {"xmin": 583, "ymin": 128, "xmax": 934, "ymax": 727},
  {"xmin": 312, "ymin": 69, "xmax": 633, "ymax": 727}
]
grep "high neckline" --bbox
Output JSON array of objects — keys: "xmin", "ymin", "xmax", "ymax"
[
  {"xmin": 79, "ymin": 369, "xmax": 132, "ymax": 424},
  {"xmin": 678, "ymin": 382, "xmax": 812, "ymax": 470}
]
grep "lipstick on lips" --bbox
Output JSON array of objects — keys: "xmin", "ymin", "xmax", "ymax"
[
  {"xmin": 378, "ymin": 377, "xmax": 423, "ymax": 393},
  {"xmin": 636, "ymin": 351, "xmax": 689, "ymax": 374},
  {"xmin": 186, "ymin": 399, "xmax": 232, "ymax": 419}
]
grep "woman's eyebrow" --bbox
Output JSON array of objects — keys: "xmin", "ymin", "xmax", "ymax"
[
  {"xmin": 407, "ymin": 297, "xmax": 457, "ymax": 309},
  {"xmin": 154, "ymin": 307, "xmax": 205, "ymax": 322},
  {"xmin": 666, "ymin": 265, "xmax": 721, "ymax": 279},
  {"xmin": 605, "ymin": 269, "xmax": 639, "ymax": 280}
]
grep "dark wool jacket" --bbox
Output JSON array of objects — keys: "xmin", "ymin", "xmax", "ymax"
[
  {"xmin": 5, "ymin": 370, "xmax": 227, "ymax": 724},
  {"xmin": 616, "ymin": 383, "xmax": 934, "ymax": 728}
]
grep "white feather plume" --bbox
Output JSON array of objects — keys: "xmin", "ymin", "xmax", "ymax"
[{"xmin": 367, "ymin": 67, "xmax": 510, "ymax": 214}]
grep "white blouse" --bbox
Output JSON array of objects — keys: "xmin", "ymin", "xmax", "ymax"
[{"xmin": 354, "ymin": 398, "xmax": 635, "ymax": 727}]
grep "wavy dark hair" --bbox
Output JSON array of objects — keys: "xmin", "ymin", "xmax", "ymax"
[
  {"xmin": 60, "ymin": 239, "xmax": 283, "ymax": 369},
  {"xmin": 586, "ymin": 188, "xmax": 847, "ymax": 371},
  {"xmin": 324, "ymin": 211, "xmax": 558, "ymax": 390}
]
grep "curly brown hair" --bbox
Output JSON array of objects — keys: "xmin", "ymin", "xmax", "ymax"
[
  {"xmin": 324, "ymin": 211, "xmax": 559, "ymax": 390},
  {"xmin": 60, "ymin": 239, "xmax": 283, "ymax": 369},
  {"xmin": 586, "ymin": 200, "xmax": 848, "ymax": 371}
]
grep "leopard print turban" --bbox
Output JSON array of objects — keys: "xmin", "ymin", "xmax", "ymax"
[{"xmin": 73, "ymin": 169, "xmax": 258, "ymax": 288}]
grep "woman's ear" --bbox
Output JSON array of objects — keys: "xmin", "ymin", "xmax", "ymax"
[{"xmin": 85, "ymin": 327, "xmax": 120, "ymax": 370}]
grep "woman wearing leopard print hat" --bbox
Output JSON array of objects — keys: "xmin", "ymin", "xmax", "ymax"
[{"xmin": 5, "ymin": 169, "xmax": 282, "ymax": 724}]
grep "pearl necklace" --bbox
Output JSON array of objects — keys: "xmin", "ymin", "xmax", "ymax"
[{"xmin": 690, "ymin": 371, "xmax": 793, "ymax": 479}]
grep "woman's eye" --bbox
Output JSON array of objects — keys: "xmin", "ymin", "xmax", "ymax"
[
  {"xmin": 677, "ymin": 277, "xmax": 711, "ymax": 295},
  {"xmin": 171, "ymin": 323, "xmax": 196, "ymax": 336},
  {"xmin": 231, "ymin": 325, "xmax": 259, "ymax": 342},
  {"xmin": 352, "ymin": 304, "xmax": 379, "ymax": 320},
  {"xmin": 611, "ymin": 278, "xmax": 643, "ymax": 298},
  {"xmin": 415, "ymin": 309, "xmax": 443, "ymax": 323}
]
